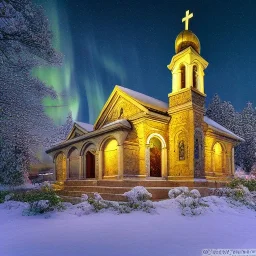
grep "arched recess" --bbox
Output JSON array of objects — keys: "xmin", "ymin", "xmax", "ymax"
[
  {"xmin": 68, "ymin": 147, "xmax": 80, "ymax": 179},
  {"xmin": 194, "ymin": 129, "xmax": 204, "ymax": 178},
  {"xmin": 102, "ymin": 138, "xmax": 118, "ymax": 178},
  {"xmin": 180, "ymin": 64, "xmax": 186, "ymax": 89},
  {"xmin": 82, "ymin": 143, "xmax": 97, "ymax": 179},
  {"xmin": 213, "ymin": 142, "xmax": 225, "ymax": 173},
  {"xmin": 146, "ymin": 133, "xmax": 167, "ymax": 178},
  {"xmin": 54, "ymin": 152, "xmax": 67, "ymax": 182},
  {"xmin": 174, "ymin": 129, "xmax": 188, "ymax": 162},
  {"xmin": 193, "ymin": 65, "xmax": 198, "ymax": 89}
]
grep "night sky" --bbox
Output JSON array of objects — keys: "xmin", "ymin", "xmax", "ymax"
[{"xmin": 34, "ymin": 0, "xmax": 256, "ymax": 125}]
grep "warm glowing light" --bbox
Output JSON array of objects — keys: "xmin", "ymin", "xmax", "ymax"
[{"xmin": 103, "ymin": 139, "xmax": 118, "ymax": 177}]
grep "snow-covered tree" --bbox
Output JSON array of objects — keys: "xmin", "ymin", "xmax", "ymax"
[{"xmin": 0, "ymin": 0, "xmax": 65, "ymax": 185}]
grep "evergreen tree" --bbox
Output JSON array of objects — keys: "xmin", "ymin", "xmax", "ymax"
[{"xmin": 0, "ymin": 0, "xmax": 65, "ymax": 185}]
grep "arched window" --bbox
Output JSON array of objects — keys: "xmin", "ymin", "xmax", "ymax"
[
  {"xmin": 180, "ymin": 65, "xmax": 186, "ymax": 89},
  {"xmin": 193, "ymin": 65, "xmax": 198, "ymax": 89},
  {"xmin": 213, "ymin": 142, "xmax": 223, "ymax": 173},
  {"xmin": 179, "ymin": 140, "xmax": 185, "ymax": 160}
]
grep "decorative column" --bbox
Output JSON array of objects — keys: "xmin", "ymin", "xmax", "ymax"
[
  {"xmin": 187, "ymin": 64, "xmax": 193, "ymax": 88},
  {"xmin": 98, "ymin": 150, "xmax": 103, "ymax": 180},
  {"xmin": 66, "ymin": 158, "xmax": 70, "ymax": 179},
  {"xmin": 145, "ymin": 144, "xmax": 150, "ymax": 177},
  {"xmin": 79, "ymin": 155, "xmax": 83, "ymax": 179},
  {"xmin": 172, "ymin": 70, "xmax": 181, "ymax": 92},
  {"xmin": 117, "ymin": 144, "xmax": 124, "ymax": 179},
  {"xmin": 162, "ymin": 147, "xmax": 168, "ymax": 179},
  {"xmin": 231, "ymin": 147, "xmax": 235, "ymax": 175}
]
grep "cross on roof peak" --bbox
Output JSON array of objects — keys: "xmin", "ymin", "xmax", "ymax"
[{"xmin": 182, "ymin": 10, "xmax": 193, "ymax": 30}]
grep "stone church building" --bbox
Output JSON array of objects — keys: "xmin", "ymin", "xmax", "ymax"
[{"xmin": 46, "ymin": 11, "xmax": 243, "ymax": 196}]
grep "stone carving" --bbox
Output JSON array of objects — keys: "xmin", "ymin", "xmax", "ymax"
[
  {"xmin": 171, "ymin": 112, "xmax": 188, "ymax": 126},
  {"xmin": 104, "ymin": 97, "xmax": 141, "ymax": 126},
  {"xmin": 169, "ymin": 90, "xmax": 191, "ymax": 107}
]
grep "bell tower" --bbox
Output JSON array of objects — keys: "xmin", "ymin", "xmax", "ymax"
[{"xmin": 167, "ymin": 10, "xmax": 209, "ymax": 180}]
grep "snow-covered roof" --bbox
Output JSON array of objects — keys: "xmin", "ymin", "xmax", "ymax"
[
  {"xmin": 204, "ymin": 116, "xmax": 244, "ymax": 141},
  {"xmin": 117, "ymin": 86, "xmax": 168, "ymax": 112},
  {"xmin": 102, "ymin": 119, "xmax": 131, "ymax": 129},
  {"xmin": 75, "ymin": 121, "xmax": 94, "ymax": 132}
]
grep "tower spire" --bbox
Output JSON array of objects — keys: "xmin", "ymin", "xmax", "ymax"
[{"xmin": 182, "ymin": 10, "xmax": 193, "ymax": 30}]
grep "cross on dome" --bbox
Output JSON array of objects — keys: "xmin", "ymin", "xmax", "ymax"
[{"xmin": 182, "ymin": 10, "xmax": 193, "ymax": 30}]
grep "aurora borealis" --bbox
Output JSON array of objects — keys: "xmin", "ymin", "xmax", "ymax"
[{"xmin": 34, "ymin": 0, "xmax": 256, "ymax": 125}]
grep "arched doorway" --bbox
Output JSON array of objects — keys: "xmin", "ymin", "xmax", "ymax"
[
  {"xmin": 213, "ymin": 142, "xmax": 223, "ymax": 173},
  {"xmin": 55, "ymin": 152, "xmax": 66, "ymax": 182},
  {"xmin": 68, "ymin": 148, "xmax": 80, "ymax": 179},
  {"xmin": 149, "ymin": 137, "xmax": 162, "ymax": 177},
  {"xmin": 86, "ymin": 151, "xmax": 95, "ymax": 178},
  {"xmin": 103, "ymin": 138, "xmax": 118, "ymax": 178}
]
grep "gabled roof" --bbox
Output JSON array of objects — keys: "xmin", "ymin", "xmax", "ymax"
[
  {"xmin": 75, "ymin": 121, "xmax": 94, "ymax": 132},
  {"xmin": 204, "ymin": 116, "xmax": 244, "ymax": 142},
  {"xmin": 117, "ymin": 86, "xmax": 168, "ymax": 112},
  {"xmin": 94, "ymin": 85, "xmax": 168, "ymax": 129},
  {"xmin": 46, "ymin": 119, "xmax": 131, "ymax": 154},
  {"xmin": 66, "ymin": 121, "xmax": 93, "ymax": 140}
]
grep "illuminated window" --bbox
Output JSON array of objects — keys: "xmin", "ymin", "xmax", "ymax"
[
  {"xmin": 193, "ymin": 65, "xmax": 198, "ymax": 88},
  {"xmin": 181, "ymin": 65, "xmax": 186, "ymax": 89}
]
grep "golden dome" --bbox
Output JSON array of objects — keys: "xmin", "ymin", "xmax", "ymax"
[{"xmin": 175, "ymin": 30, "xmax": 200, "ymax": 54}]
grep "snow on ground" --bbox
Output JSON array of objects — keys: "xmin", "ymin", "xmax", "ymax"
[{"xmin": 0, "ymin": 197, "xmax": 255, "ymax": 256}]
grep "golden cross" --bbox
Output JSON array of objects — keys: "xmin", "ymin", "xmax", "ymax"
[{"xmin": 182, "ymin": 10, "xmax": 193, "ymax": 30}]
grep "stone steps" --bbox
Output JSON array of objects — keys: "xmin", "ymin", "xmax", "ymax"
[
  {"xmin": 59, "ymin": 184, "xmax": 213, "ymax": 201},
  {"xmin": 60, "ymin": 179, "xmax": 227, "ymax": 201},
  {"xmin": 64, "ymin": 179, "xmax": 224, "ymax": 188}
]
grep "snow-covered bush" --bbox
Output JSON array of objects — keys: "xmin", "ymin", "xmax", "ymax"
[
  {"xmin": 81, "ymin": 194, "xmax": 89, "ymax": 201},
  {"xmin": 228, "ymin": 177, "xmax": 256, "ymax": 192},
  {"xmin": 123, "ymin": 186, "xmax": 154, "ymax": 213},
  {"xmin": 168, "ymin": 187, "xmax": 207, "ymax": 216},
  {"xmin": 0, "ymin": 182, "xmax": 63, "ymax": 214},
  {"xmin": 74, "ymin": 202, "xmax": 95, "ymax": 216},
  {"xmin": 24, "ymin": 200, "xmax": 51, "ymax": 215},
  {"xmin": 210, "ymin": 185, "xmax": 256, "ymax": 210},
  {"xmin": 124, "ymin": 186, "xmax": 152, "ymax": 203},
  {"xmin": 168, "ymin": 187, "xmax": 189, "ymax": 199}
]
